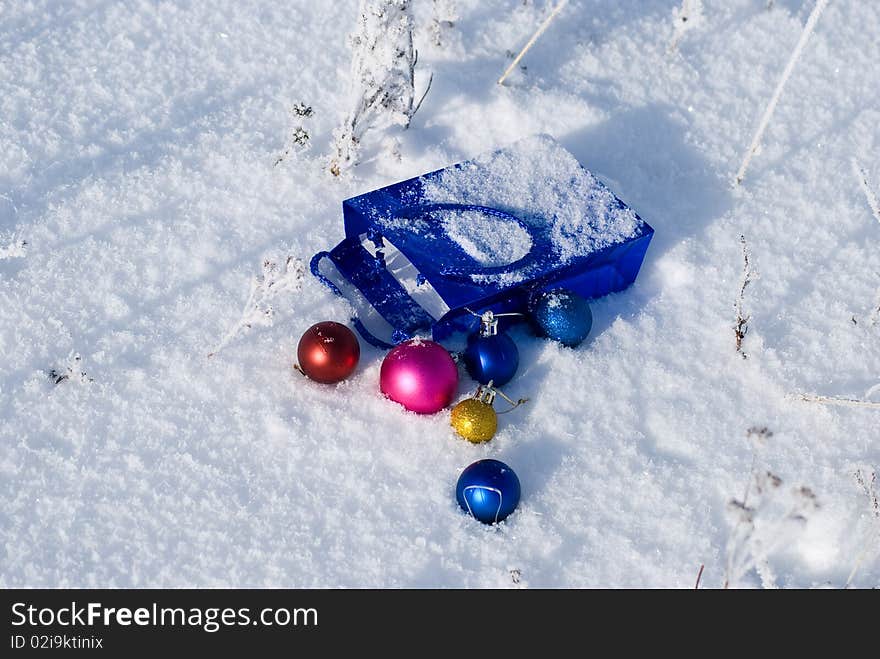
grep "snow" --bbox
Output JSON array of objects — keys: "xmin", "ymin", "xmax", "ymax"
[
  {"xmin": 422, "ymin": 134, "xmax": 644, "ymax": 264},
  {"xmin": 1, "ymin": 0, "xmax": 879, "ymax": 588},
  {"xmin": 440, "ymin": 207, "xmax": 533, "ymax": 268}
]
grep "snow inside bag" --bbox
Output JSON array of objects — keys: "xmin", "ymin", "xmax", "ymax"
[{"xmin": 311, "ymin": 134, "xmax": 654, "ymax": 347}]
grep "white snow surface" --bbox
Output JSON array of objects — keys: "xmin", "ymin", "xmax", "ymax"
[
  {"xmin": 440, "ymin": 207, "xmax": 533, "ymax": 268},
  {"xmin": 1, "ymin": 0, "xmax": 879, "ymax": 588}
]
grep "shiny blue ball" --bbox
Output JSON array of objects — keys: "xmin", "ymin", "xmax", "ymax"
[
  {"xmin": 532, "ymin": 289, "xmax": 593, "ymax": 347},
  {"xmin": 463, "ymin": 332, "xmax": 519, "ymax": 386},
  {"xmin": 456, "ymin": 459, "xmax": 521, "ymax": 524}
]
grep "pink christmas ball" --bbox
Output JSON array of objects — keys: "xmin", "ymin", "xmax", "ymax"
[{"xmin": 380, "ymin": 339, "xmax": 459, "ymax": 414}]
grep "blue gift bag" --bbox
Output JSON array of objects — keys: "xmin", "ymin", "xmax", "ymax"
[{"xmin": 311, "ymin": 135, "xmax": 653, "ymax": 348}]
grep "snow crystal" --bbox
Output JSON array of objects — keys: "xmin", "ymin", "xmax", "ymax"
[{"xmin": 545, "ymin": 292, "xmax": 564, "ymax": 308}]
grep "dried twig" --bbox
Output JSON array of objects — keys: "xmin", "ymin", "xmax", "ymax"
[
  {"xmin": 845, "ymin": 469, "xmax": 880, "ymax": 588},
  {"xmin": 734, "ymin": 235, "xmax": 752, "ymax": 358},
  {"xmin": 274, "ymin": 103, "xmax": 313, "ymax": 167},
  {"xmin": 48, "ymin": 353, "xmax": 93, "ymax": 385},
  {"xmin": 746, "ymin": 425, "xmax": 773, "ymax": 444},
  {"xmin": 412, "ymin": 72, "xmax": 434, "ymax": 120},
  {"xmin": 790, "ymin": 393, "xmax": 880, "ymax": 409},
  {"xmin": 497, "ymin": 0, "xmax": 568, "ymax": 85},
  {"xmin": 853, "ymin": 160, "xmax": 880, "ymax": 226},
  {"xmin": 331, "ymin": 0, "xmax": 429, "ymax": 174},
  {"xmin": 724, "ymin": 469, "xmax": 818, "ymax": 589},
  {"xmin": 735, "ymin": 0, "xmax": 829, "ymax": 185},
  {"xmin": 723, "ymin": 427, "xmax": 818, "ymax": 589},
  {"xmin": 694, "ymin": 564, "xmax": 705, "ymax": 590},
  {"xmin": 209, "ymin": 256, "xmax": 304, "ymax": 357},
  {"xmin": 855, "ymin": 470, "xmax": 880, "ymax": 519}
]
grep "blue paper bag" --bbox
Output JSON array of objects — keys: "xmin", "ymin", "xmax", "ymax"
[{"xmin": 311, "ymin": 135, "xmax": 653, "ymax": 348}]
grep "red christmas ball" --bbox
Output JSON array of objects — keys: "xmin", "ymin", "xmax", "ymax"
[{"xmin": 296, "ymin": 321, "xmax": 360, "ymax": 384}]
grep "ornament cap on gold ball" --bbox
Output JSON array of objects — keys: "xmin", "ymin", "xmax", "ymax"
[
  {"xmin": 450, "ymin": 380, "xmax": 528, "ymax": 443},
  {"xmin": 474, "ymin": 382, "xmax": 497, "ymax": 406}
]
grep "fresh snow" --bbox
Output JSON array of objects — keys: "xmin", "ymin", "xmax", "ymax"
[
  {"xmin": 1, "ymin": 0, "xmax": 879, "ymax": 588},
  {"xmin": 440, "ymin": 207, "xmax": 533, "ymax": 268},
  {"xmin": 421, "ymin": 134, "xmax": 644, "ymax": 267}
]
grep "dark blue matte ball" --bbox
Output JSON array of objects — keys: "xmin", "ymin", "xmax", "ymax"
[
  {"xmin": 456, "ymin": 459, "xmax": 521, "ymax": 524},
  {"xmin": 532, "ymin": 289, "xmax": 593, "ymax": 347},
  {"xmin": 463, "ymin": 332, "xmax": 519, "ymax": 386}
]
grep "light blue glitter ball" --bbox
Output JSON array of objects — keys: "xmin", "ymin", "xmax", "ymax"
[{"xmin": 532, "ymin": 289, "xmax": 593, "ymax": 347}]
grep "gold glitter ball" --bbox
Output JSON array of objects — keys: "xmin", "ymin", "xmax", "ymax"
[{"xmin": 450, "ymin": 398, "xmax": 497, "ymax": 443}]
